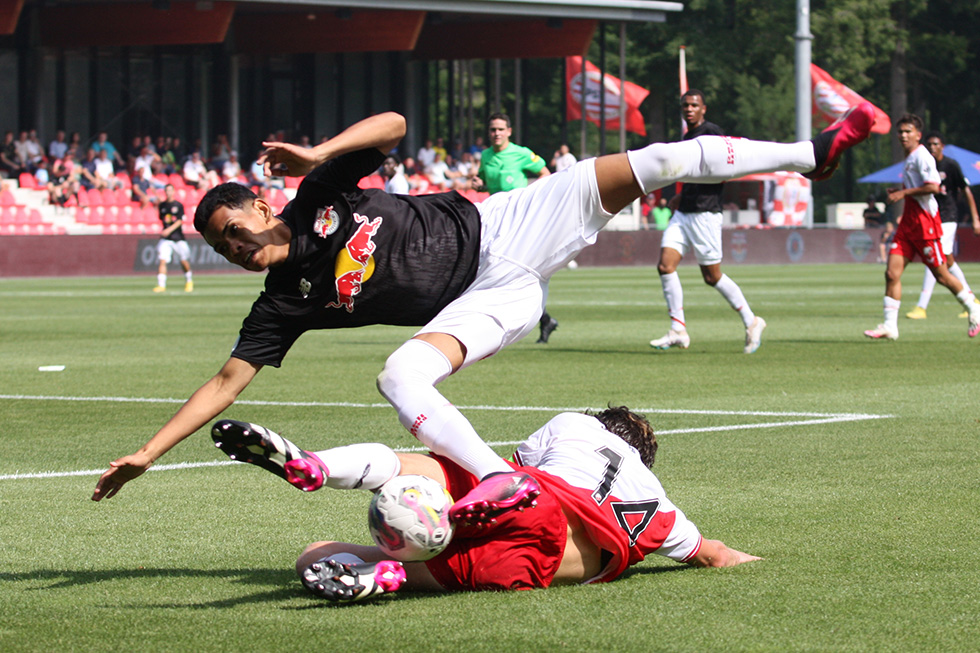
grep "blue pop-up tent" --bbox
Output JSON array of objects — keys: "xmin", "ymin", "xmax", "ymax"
[{"xmin": 858, "ymin": 144, "xmax": 980, "ymax": 185}]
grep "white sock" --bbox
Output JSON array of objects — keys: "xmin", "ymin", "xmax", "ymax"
[
  {"xmin": 311, "ymin": 443, "xmax": 401, "ymax": 491},
  {"xmin": 917, "ymin": 267, "xmax": 936, "ymax": 310},
  {"xmin": 377, "ymin": 339, "xmax": 510, "ymax": 478},
  {"xmin": 955, "ymin": 288, "xmax": 978, "ymax": 311},
  {"xmin": 949, "ymin": 262, "xmax": 971, "ymax": 293},
  {"xmin": 884, "ymin": 296, "xmax": 900, "ymax": 330},
  {"xmin": 627, "ymin": 137, "xmax": 815, "ymax": 195},
  {"xmin": 185, "ymin": 270, "xmax": 193, "ymax": 282},
  {"xmin": 660, "ymin": 271, "xmax": 686, "ymax": 331},
  {"xmin": 713, "ymin": 274, "xmax": 755, "ymax": 327},
  {"xmin": 157, "ymin": 273, "xmax": 166, "ymax": 288}
]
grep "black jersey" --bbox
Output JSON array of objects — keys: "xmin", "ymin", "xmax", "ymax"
[
  {"xmin": 677, "ymin": 121, "xmax": 725, "ymax": 214},
  {"xmin": 158, "ymin": 200, "xmax": 186, "ymax": 241},
  {"xmin": 232, "ymin": 147, "xmax": 482, "ymax": 367},
  {"xmin": 935, "ymin": 156, "xmax": 968, "ymax": 223}
]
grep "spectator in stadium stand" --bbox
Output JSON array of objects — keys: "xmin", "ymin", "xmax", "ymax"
[
  {"xmin": 211, "ymin": 134, "xmax": 231, "ymax": 172},
  {"xmin": 381, "ymin": 154, "xmax": 410, "ymax": 195},
  {"xmin": 92, "ymin": 131, "xmax": 124, "ymax": 169},
  {"xmin": 468, "ymin": 136, "xmax": 485, "ymax": 157},
  {"xmin": 416, "ymin": 139, "xmax": 436, "ymax": 170},
  {"xmin": 94, "ymin": 149, "xmax": 123, "ymax": 190},
  {"xmin": 0, "ymin": 130, "xmax": 20, "ymax": 178},
  {"xmin": 47, "ymin": 159, "xmax": 80, "ymax": 207},
  {"xmin": 132, "ymin": 145, "xmax": 165, "ymax": 207},
  {"xmin": 68, "ymin": 132, "xmax": 83, "ymax": 156},
  {"xmin": 223, "ymin": 151, "xmax": 243, "ymax": 181},
  {"xmin": 48, "ymin": 130, "xmax": 68, "ymax": 162},
  {"xmin": 425, "ymin": 151, "xmax": 452, "ymax": 190},
  {"xmin": 170, "ymin": 137, "xmax": 186, "ymax": 166},
  {"xmin": 551, "ymin": 143, "xmax": 577, "ymax": 173},
  {"xmin": 158, "ymin": 136, "xmax": 177, "ymax": 175},
  {"xmin": 249, "ymin": 155, "xmax": 268, "ymax": 189},
  {"xmin": 183, "ymin": 150, "xmax": 217, "ymax": 190},
  {"xmin": 433, "ymin": 137, "xmax": 448, "ymax": 162},
  {"xmin": 16, "ymin": 130, "xmax": 42, "ymax": 173},
  {"xmin": 79, "ymin": 148, "xmax": 102, "ymax": 190},
  {"xmin": 126, "ymin": 136, "xmax": 144, "ymax": 173},
  {"xmin": 34, "ymin": 158, "xmax": 49, "ymax": 186}
]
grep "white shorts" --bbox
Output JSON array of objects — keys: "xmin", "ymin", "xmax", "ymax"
[
  {"xmin": 660, "ymin": 210, "xmax": 724, "ymax": 266},
  {"xmin": 157, "ymin": 239, "xmax": 191, "ymax": 264},
  {"xmin": 416, "ymin": 159, "xmax": 612, "ymax": 367},
  {"xmin": 940, "ymin": 221, "xmax": 957, "ymax": 256}
]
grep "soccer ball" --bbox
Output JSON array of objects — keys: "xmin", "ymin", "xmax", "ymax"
[{"xmin": 368, "ymin": 474, "xmax": 455, "ymax": 562}]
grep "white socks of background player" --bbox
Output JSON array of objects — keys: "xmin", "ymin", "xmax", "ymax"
[
  {"xmin": 157, "ymin": 273, "xmax": 167, "ymax": 288},
  {"xmin": 660, "ymin": 271, "xmax": 686, "ymax": 332},
  {"xmin": 311, "ymin": 442, "xmax": 401, "ymax": 491},
  {"xmin": 627, "ymin": 137, "xmax": 816, "ymax": 195},
  {"xmin": 377, "ymin": 339, "xmax": 511, "ymax": 479},
  {"xmin": 714, "ymin": 274, "xmax": 755, "ymax": 328},
  {"xmin": 883, "ymin": 296, "xmax": 900, "ymax": 331},
  {"xmin": 917, "ymin": 263, "xmax": 971, "ymax": 310}
]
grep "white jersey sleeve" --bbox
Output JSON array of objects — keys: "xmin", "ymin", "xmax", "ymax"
[{"xmin": 903, "ymin": 145, "xmax": 941, "ymax": 214}]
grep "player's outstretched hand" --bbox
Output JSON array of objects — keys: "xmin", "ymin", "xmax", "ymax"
[
  {"xmin": 91, "ymin": 453, "xmax": 152, "ymax": 501},
  {"xmin": 260, "ymin": 141, "xmax": 319, "ymax": 178}
]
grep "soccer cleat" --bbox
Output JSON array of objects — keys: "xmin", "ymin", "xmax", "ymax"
[
  {"xmin": 210, "ymin": 419, "xmax": 329, "ymax": 491},
  {"xmin": 960, "ymin": 298, "xmax": 980, "ymax": 319},
  {"xmin": 969, "ymin": 312, "xmax": 980, "ymax": 338},
  {"xmin": 650, "ymin": 329, "xmax": 691, "ymax": 350},
  {"xmin": 536, "ymin": 315, "xmax": 559, "ymax": 344},
  {"xmin": 152, "ymin": 286, "xmax": 166, "ymax": 293},
  {"xmin": 449, "ymin": 471, "xmax": 540, "ymax": 531},
  {"xmin": 864, "ymin": 324, "xmax": 898, "ymax": 340},
  {"xmin": 301, "ymin": 558, "xmax": 406, "ymax": 602},
  {"xmin": 184, "ymin": 280, "xmax": 194, "ymax": 293},
  {"xmin": 744, "ymin": 316, "xmax": 767, "ymax": 354},
  {"xmin": 805, "ymin": 101, "xmax": 876, "ymax": 181},
  {"xmin": 906, "ymin": 306, "xmax": 927, "ymax": 320}
]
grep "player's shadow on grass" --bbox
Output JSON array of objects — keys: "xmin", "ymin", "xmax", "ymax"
[{"xmin": 3, "ymin": 567, "xmax": 302, "ymax": 608}]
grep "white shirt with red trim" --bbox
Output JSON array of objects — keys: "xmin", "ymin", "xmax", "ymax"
[
  {"xmin": 513, "ymin": 412, "xmax": 703, "ymax": 582},
  {"xmin": 899, "ymin": 144, "xmax": 942, "ymax": 240}
]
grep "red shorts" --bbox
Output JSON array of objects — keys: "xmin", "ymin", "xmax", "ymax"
[
  {"xmin": 890, "ymin": 229, "xmax": 946, "ymax": 268},
  {"xmin": 423, "ymin": 456, "xmax": 567, "ymax": 591}
]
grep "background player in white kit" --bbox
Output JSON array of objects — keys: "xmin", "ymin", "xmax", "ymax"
[
  {"xmin": 905, "ymin": 131, "xmax": 980, "ymax": 320},
  {"xmin": 649, "ymin": 90, "xmax": 766, "ymax": 355},
  {"xmin": 865, "ymin": 114, "xmax": 980, "ymax": 340},
  {"xmin": 207, "ymin": 407, "xmax": 760, "ymax": 602},
  {"xmin": 93, "ymin": 105, "xmax": 876, "ymax": 529}
]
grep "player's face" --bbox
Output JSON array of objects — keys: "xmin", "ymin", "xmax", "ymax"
[
  {"xmin": 488, "ymin": 119, "xmax": 511, "ymax": 149},
  {"xmin": 897, "ymin": 123, "xmax": 921, "ymax": 153},
  {"xmin": 925, "ymin": 137, "xmax": 944, "ymax": 159},
  {"xmin": 203, "ymin": 200, "xmax": 288, "ymax": 272},
  {"xmin": 681, "ymin": 95, "xmax": 706, "ymax": 129}
]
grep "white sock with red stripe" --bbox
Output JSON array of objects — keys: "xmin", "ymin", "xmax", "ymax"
[
  {"xmin": 660, "ymin": 271, "xmax": 686, "ymax": 331},
  {"xmin": 377, "ymin": 339, "xmax": 510, "ymax": 479},
  {"xmin": 714, "ymin": 274, "xmax": 755, "ymax": 327},
  {"xmin": 310, "ymin": 443, "xmax": 401, "ymax": 491},
  {"xmin": 884, "ymin": 296, "xmax": 900, "ymax": 330}
]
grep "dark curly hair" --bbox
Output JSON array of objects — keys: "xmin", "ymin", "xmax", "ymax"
[
  {"xmin": 194, "ymin": 182, "xmax": 259, "ymax": 234},
  {"xmin": 588, "ymin": 405, "xmax": 657, "ymax": 467}
]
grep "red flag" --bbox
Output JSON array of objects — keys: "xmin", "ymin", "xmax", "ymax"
[
  {"xmin": 566, "ymin": 56, "xmax": 649, "ymax": 136},
  {"xmin": 811, "ymin": 64, "xmax": 891, "ymax": 134}
]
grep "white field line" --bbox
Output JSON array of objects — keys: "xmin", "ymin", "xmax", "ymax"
[{"xmin": 0, "ymin": 394, "xmax": 894, "ymax": 482}]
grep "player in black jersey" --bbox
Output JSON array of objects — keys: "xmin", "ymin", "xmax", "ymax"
[
  {"xmin": 649, "ymin": 90, "xmax": 766, "ymax": 355},
  {"xmin": 93, "ymin": 107, "xmax": 876, "ymax": 524},
  {"xmin": 153, "ymin": 184, "xmax": 194, "ymax": 293},
  {"xmin": 906, "ymin": 131, "xmax": 980, "ymax": 319}
]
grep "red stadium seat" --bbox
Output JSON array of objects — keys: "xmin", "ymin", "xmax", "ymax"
[
  {"xmin": 18, "ymin": 172, "xmax": 37, "ymax": 190},
  {"xmin": 85, "ymin": 188, "xmax": 104, "ymax": 206},
  {"xmin": 116, "ymin": 172, "xmax": 132, "ymax": 189},
  {"xmin": 0, "ymin": 189, "xmax": 17, "ymax": 206}
]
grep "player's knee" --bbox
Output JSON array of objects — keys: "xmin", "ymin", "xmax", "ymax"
[{"xmin": 377, "ymin": 340, "xmax": 453, "ymax": 402}]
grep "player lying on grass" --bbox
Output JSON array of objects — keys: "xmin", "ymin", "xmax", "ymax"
[
  {"xmin": 93, "ymin": 104, "xmax": 876, "ymax": 529},
  {"xmin": 209, "ymin": 407, "xmax": 761, "ymax": 602}
]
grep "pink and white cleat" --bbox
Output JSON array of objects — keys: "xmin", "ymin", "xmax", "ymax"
[
  {"xmin": 302, "ymin": 558, "xmax": 406, "ymax": 602},
  {"xmin": 211, "ymin": 419, "xmax": 329, "ymax": 491},
  {"xmin": 863, "ymin": 324, "xmax": 898, "ymax": 341},
  {"xmin": 449, "ymin": 471, "xmax": 540, "ymax": 531}
]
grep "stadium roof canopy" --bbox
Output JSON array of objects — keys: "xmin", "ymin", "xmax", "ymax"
[{"xmin": 10, "ymin": 0, "xmax": 682, "ymax": 59}]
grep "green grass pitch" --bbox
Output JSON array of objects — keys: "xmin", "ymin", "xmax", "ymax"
[{"xmin": 2, "ymin": 263, "xmax": 979, "ymax": 652}]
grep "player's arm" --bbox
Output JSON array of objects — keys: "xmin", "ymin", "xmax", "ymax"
[
  {"xmin": 160, "ymin": 218, "xmax": 181, "ymax": 238},
  {"xmin": 887, "ymin": 182, "xmax": 940, "ymax": 204},
  {"xmin": 91, "ymin": 356, "xmax": 262, "ymax": 501},
  {"xmin": 687, "ymin": 538, "xmax": 761, "ymax": 568},
  {"xmin": 262, "ymin": 112, "xmax": 406, "ymax": 178}
]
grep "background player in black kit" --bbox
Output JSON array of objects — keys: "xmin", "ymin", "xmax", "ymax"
[
  {"xmin": 906, "ymin": 131, "xmax": 980, "ymax": 319},
  {"xmin": 92, "ymin": 106, "xmax": 876, "ymax": 526},
  {"xmin": 153, "ymin": 183, "xmax": 194, "ymax": 293},
  {"xmin": 649, "ymin": 90, "xmax": 766, "ymax": 354}
]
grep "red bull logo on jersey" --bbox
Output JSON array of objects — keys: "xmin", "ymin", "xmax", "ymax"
[
  {"xmin": 326, "ymin": 213, "xmax": 383, "ymax": 312},
  {"xmin": 314, "ymin": 205, "xmax": 340, "ymax": 237}
]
